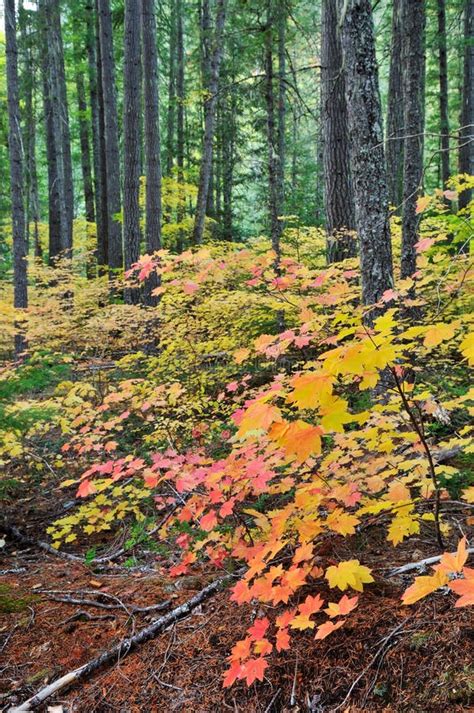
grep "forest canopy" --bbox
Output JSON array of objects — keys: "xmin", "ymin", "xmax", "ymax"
[{"xmin": 0, "ymin": 0, "xmax": 473, "ymax": 711}]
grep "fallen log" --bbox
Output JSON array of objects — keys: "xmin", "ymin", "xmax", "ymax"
[{"xmin": 9, "ymin": 574, "xmax": 233, "ymax": 712}]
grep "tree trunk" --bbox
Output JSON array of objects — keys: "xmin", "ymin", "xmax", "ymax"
[
  {"xmin": 339, "ymin": 0, "xmax": 393, "ymax": 308},
  {"xmin": 141, "ymin": 0, "xmax": 163, "ymax": 306},
  {"xmin": 41, "ymin": 60, "xmax": 61, "ymax": 262},
  {"xmin": 92, "ymin": 0, "xmax": 108, "ymax": 271},
  {"xmin": 192, "ymin": 0, "xmax": 227, "ymax": 245},
  {"xmin": 386, "ymin": 0, "xmax": 404, "ymax": 210},
  {"xmin": 437, "ymin": 0, "xmax": 450, "ymax": 192},
  {"xmin": 5, "ymin": 0, "xmax": 28, "ymax": 356},
  {"xmin": 166, "ymin": 0, "xmax": 177, "ymax": 176},
  {"xmin": 264, "ymin": 2, "xmax": 281, "ymax": 264},
  {"xmin": 123, "ymin": 0, "xmax": 142, "ymax": 303},
  {"xmin": 98, "ymin": 0, "xmax": 123, "ymax": 273},
  {"xmin": 400, "ymin": 0, "xmax": 426, "ymax": 280},
  {"xmin": 75, "ymin": 66, "xmax": 95, "ymax": 225},
  {"xmin": 40, "ymin": 0, "xmax": 73, "ymax": 258},
  {"xmin": 321, "ymin": 0, "xmax": 356, "ymax": 262},
  {"xmin": 176, "ymin": 0, "xmax": 185, "ymax": 252},
  {"xmin": 53, "ymin": 2, "xmax": 74, "ymax": 249},
  {"xmin": 459, "ymin": 0, "xmax": 474, "ymax": 212},
  {"xmin": 18, "ymin": 2, "xmax": 41, "ymax": 259},
  {"xmin": 277, "ymin": 3, "xmax": 286, "ymax": 235}
]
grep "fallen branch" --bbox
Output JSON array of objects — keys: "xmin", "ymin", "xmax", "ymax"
[
  {"xmin": 387, "ymin": 548, "xmax": 474, "ymax": 577},
  {"xmin": 9, "ymin": 574, "xmax": 233, "ymax": 712}
]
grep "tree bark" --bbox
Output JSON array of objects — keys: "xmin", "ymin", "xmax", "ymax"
[
  {"xmin": 166, "ymin": 0, "xmax": 177, "ymax": 176},
  {"xmin": 192, "ymin": 0, "xmax": 227, "ymax": 245},
  {"xmin": 400, "ymin": 0, "xmax": 426, "ymax": 280},
  {"xmin": 98, "ymin": 0, "xmax": 123, "ymax": 273},
  {"xmin": 75, "ymin": 66, "xmax": 95, "ymax": 226},
  {"xmin": 276, "ymin": 2, "xmax": 286, "ymax": 238},
  {"xmin": 321, "ymin": 0, "xmax": 356, "ymax": 262},
  {"xmin": 18, "ymin": 2, "xmax": 41, "ymax": 259},
  {"xmin": 176, "ymin": 0, "xmax": 185, "ymax": 252},
  {"xmin": 339, "ymin": 0, "xmax": 393, "ymax": 308},
  {"xmin": 141, "ymin": 0, "xmax": 163, "ymax": 306},
  {"xmin": 386, "ymin": 0, "xmax": 404, "ymax": 210},
  {"xmin": 264, "ymin": 1, "xmax": 281, "ymax": 264},
  {"xmin": 459, "ymin": 0, "xmax": 474, "ymax": 212},
  {"xmin": 123, "ymin": 0, "xmax": 142, "ymax": 303},
  {"xmin": 5, "ymin": 0, "xmax": 28, "ymax": 356},
  {"xmin": 40, "ymin": 0, "xmax": 74, "ymax": 258},
  {"xmin": 92, "ymin": 0, "xmax": 109, "ymax": 271},
  {"xmin": 437, "ymin": 0, "xmax": 450, "ymax": 192}
]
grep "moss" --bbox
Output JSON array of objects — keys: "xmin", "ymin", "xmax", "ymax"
[{"xmin": 0, "ymin": 584, "xmax": 38, "ymax": 613}]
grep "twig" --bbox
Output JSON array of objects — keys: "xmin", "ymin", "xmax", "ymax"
[
  {"xmin": 264, "ymin": 688, "xmax": 281, "ymax": 713},
  {"xmin": 9, "ymin": 574, "xmax": 233, "ymax": 712},
  {"xmin": 387, "ymin": 548, "xmax": 474, "ymax": 577}
]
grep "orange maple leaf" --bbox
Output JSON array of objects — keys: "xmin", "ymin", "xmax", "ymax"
[
  {"xmin": 315, "ymin": 619, "xmax": 345, "ymax": 640},
  {"xmin": 449, "ymin": 567, "xmax": 474, "ymax": 607}
]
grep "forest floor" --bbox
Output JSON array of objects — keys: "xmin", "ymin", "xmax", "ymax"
[{"xmin": 1, "ymin": 478, "xmax": 473, "ymax": 713}]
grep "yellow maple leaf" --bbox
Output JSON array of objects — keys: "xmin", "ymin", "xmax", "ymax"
[
  {"xmin": 423, "ymin": 323, "xmax": 456, "ymax": 348},
  {"xmin": 286, "ymin": 371, "xmax": 334, "ymax": 410},
  {"xmin": 459, "ymin": 332, "xmax": 474, "ymax": 366},
  {"xmin": 325, "ymin": 508, "xmax": 360, "ymax": 536},
  {"xmin": 325, "ymin": 559, "xmax": 374, "ymax": 592},
  {"xmin": 402, "ymin": 568, "xmax": 448, "ymax": 605}
]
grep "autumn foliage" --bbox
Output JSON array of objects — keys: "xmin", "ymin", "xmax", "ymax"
[{"xmin": 0, "ymin": 195, "xmax": 473, "ymax": 689}]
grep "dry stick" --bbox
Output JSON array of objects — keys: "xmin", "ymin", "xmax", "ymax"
[
  {"xmin": 387, "ymin": 547, "xmax": 474, "ymax": 577},
  {"xmin": 9, "ymin": 574, "xmax": 233, "ymax": 712}
]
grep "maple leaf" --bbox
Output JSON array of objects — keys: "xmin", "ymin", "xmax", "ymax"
[
  {"xmin": 282, "ymin": 566, "xmax": 308, "ymax": 592},
  {"xmin": 229, "ymin": 636, "xmax": 253, "ymax": 662},
  {"xmin": 230, "ymin": 579, "xmax": 253, "ymax": 604},
  {"xmin": 237, "ymin": 400, "xmax": 282, "ymax": 438},
  {"xmin": 290, "ymin": 613, "xmax": 316, "ymax": 630},
  {"xmin": 286, "ymin": 371, "xmax": 334, "ymax": 410},
  {"xmin": 269, "ymin": 419, "xmax": 322, "ymax": 463},
  {"xmin": 293, "ymin": 542, "xmax": 314, "ymax": 565},
  {"xmin": 248, "ymin": 617, "xmax": 270, "ymax": 640},
  {"xmin": 299, "ymin": 593, "xmax": 324, "ymax": 616},
  {"xmin": 459, "ymin": 332, "xmax": 474, "ymax": 366},
  {"xmin": 276, "ymin": 608, "xmax": 297, "ymax": 629},
  {"xmin": 423, "ymin": 323, "xmax": 456, "ymax": 348},
  {"xmin": 324, "ymin": 594, "xmax": 359, "ymax": 618},
  {"xmin": 200, "ymin": 510, "xmax": 218, "ymax": 531},
  {"xmin": 325, "ymin": 560, "xmax": 374, "ymax": 592},
  {"xmin": 325, "ymin": 508, "xmax": 360, "ymax": 536},
  {"xmin": 436, "ymin": 537, "xmax": 468, "ymax": 574},
  {"xmin": 223, "ymin": 660, "xmax": 243, "ymax": 688},
  {"xmin": 449, "ymin": 567, "xmax": 474, "ymax": 607},
  {"xmin": 240, "ymin": 657, "xmax": 269, "ymax": 685},
  {"xmin": 253, "ymin": 637, "xmax": 273, "ymax": 655},
  {"xmin": 315, "ymin": 619, "xmax": 345, "ymax": 640},
  {"xmin": 276, "ymin": 627, "xmax": 291, "ymax": 651},
  {"xmin": 76, "ymin": 479, "xmax": 96, "ymax": 498},
  {"xmin": 401, "ymin": 568, "xmax": 448, "ymax": 605},
  {"xmin": 415, "ymin": 195, "xmax": 431, "ymax": 214}
]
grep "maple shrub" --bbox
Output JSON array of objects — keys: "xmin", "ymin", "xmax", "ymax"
[{"xmin": 1, "ymin": 189, "xmax": 473, "ymax": 689}]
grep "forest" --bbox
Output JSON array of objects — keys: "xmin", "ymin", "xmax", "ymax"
[{"xmin": 0, "ymin": 0, "xmax": 473, "ymax": 710}]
